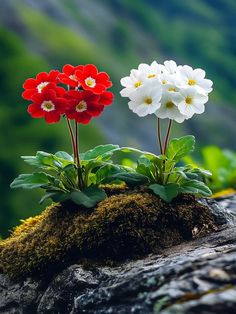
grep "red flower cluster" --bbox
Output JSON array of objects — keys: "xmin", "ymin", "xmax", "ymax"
[{"xmin": 23, "ymin": 64, "xmax": 113, "ymax": 124}]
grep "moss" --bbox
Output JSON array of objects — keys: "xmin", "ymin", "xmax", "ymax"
[
  {"xmin": 211, "ymin": 188, "xmax": 235, "ymax": 199},
  {"xmin": 0, "ymin": 189, "xmax": 216, "ymax": 280}
]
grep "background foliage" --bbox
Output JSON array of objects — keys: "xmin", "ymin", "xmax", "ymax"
[{"xmin": 0, "ymin": 0, "xmax": 236, "ymax": 237}]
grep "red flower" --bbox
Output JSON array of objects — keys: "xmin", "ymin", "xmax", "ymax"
[
  {"xmin": 75, "ymin": 64, "xmax": 112, "ymax": 95},
  {"xmin": 22, "ymin": 70, "xmax": 65, "ymax": 101},
  {"xmin": 65, "ymin": 90, "xmax": 104, "ymax": 124},
  {"xmin": 99, "ymin": 91, "xmax": 114, "ymax": 106},
  {"xmin": 58, "ymin": 64, "xmax": 84, "ymax": 88},
  {"xmin": 27, "ymin": 89, "xmax": 67, "ymax": 123}
]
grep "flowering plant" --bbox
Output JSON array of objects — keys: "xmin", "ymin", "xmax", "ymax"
[
  {"xmin": 119, "ymin": 60, "xmax": 213, "ymax": 202},
  {"xmin": 11, "ymin": 64, "xmax": 124, "ymax": 208},
  {"xmin": 11, "ymin": 60, "xmax": 214, "ymax": 208}
]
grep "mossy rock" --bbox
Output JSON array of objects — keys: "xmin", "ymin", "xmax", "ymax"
[{"xmin": 0, "ymin": 187, "xmax": 217, "ymax": 280}]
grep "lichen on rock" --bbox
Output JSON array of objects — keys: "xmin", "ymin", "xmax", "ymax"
[{"xmin": 0, "ymin": 187, "xmax": 218, "ymax": 280}]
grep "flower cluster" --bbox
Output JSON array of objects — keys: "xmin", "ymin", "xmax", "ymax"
[
  {"xmin": 23, "ymin": 64, "xmax": 113, "ymax": 124},
  {"xmin": 120, "ymin": 60, "xmax": 213, "ymax": 123}
]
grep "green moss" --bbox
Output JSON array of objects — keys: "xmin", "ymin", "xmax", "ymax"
[{"xmin": 0, "ymin": 189, "xmax": 216, "ymax": 280}]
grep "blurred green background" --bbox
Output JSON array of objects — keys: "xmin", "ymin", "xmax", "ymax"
[{"xmin": 0, "ymin": 0, "xmax": 236, "ymax": 237}]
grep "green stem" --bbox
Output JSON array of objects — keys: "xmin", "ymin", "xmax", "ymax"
[{"xmin": 164, "ymin": 163, "xmax": 175, "ymax": 184}]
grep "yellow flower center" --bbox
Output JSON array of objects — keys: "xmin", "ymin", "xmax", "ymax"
[
  {"xmin": 134, "ymin": 81, "xmax": 142, "ymax": 88},
  {"xmin": 37, "ymin": 82, "xmax": 49, "ymax": 93},
  {"xmin": 144, "ymin": 97, "xmax": 153, "ymax": 105},
  {"xmin": 85, "ymin": 77, "xmax": 96, "ymax": 87},
  {"xmin": 168, "ymin": 87, "xmax": 176, "ymax": 92},
  {"xmin": 165, "ymin": 101, "xmax": 174, "ymax": 108},
  {"xmin": 147, "ymin": 74, "xmax": 156, "ymax": 78},
  {"xmin": 162, "ymin": 80, "xmax": 167, "ymax": 84},
  {"xmin": 188, "ymin": 79, "xmax": 196, "ymax": 86},
  {"xmin": 41, "ymin": 100, "xmax": 55, "ymax": 112},
  {"xmin": 76, "ymin": 100, "xmax": 87, "ymax": 112},
  {"xmin": 186, "ymin": 96, "xmax": 193, "ymax": 105}
]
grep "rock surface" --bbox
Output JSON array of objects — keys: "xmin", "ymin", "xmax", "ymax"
[{"xmin": 0, "ymin": 196, "xmax": 236, "ymax": 314}]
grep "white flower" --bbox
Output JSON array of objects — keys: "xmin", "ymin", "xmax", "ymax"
[
  {"xmin": 158, "ymin": 73, "xmax": 173, "ymax": 85},
  {"xmin": 177, "ymin": 65, "xmax": 213, "ymax": 94},
  {"xmin": 120, "ymin": 60, "xmax": 213, "ymax": 122},
  {"xmin": 161, "ymin": 60, "xmax": 178, "ymax": 74},
  {"xmin": 178, "ymin": 87, "xmax": 208, "ymax": 118},
  {"xmin": 137, "ymin": 61, "xmax": 162, "ymax": 80},
  {"xmin": 128, "ymin": 82, "xmax": 162, "ymax": 117},
  {"xmin": 120, "ymin": 61, "xmax": 162, "ymax": 98},
  {"xmin": 120, "ymin": 69, "xmax": 146, "ymax": 97},
  {"xmin": 155, "ymin": 91, "xmax": 187, "ymax": 123}
]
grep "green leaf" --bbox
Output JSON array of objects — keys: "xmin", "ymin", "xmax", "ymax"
[
  {"xmin": 95, "ymin": 164, "xmax": 124, "ymax": 184},
  {"xmin": 149, "ymin": 183, "xmax": 179, "ymax": 202},
  {"xmin": 39, "ymin": 191, "xmax": 66, "ymax": 204},
  {"xmin": 137, "ymin": 156, "xmax": 152, "ymax": 167},
  {"xmin": 191, "ymin": 168, "xmax": 212, "ymax": 177},
  {"xmin": 136, "ymin": 157, "xmax": 155, "ymax": 182},
  {"xmin": 55, "ymin": 151, "xmax": 74, "ymax": 161},
  {"xmin": 39, "ymin": 192, "xmax": 54, "ymax": 204},
  {"xmin": 202, "ymin": 146, "xmax": 230, "ymax": 174},
  {"xmin": 80, "ymin": 144, "xmax": 119, "ymax": 161},
  {"xmin": 119, "ymin": 147, "xmax": 157, "ymax": 159},
  {"xmin": 70, "ymin": 186, "xmax": 107, "ymax": 208},
  {"xmin": 179, "ymin": 179, "xmax": 212, "ymax": 196},
  {"xmin": 22, "ymin": 151, "xmax": 74, "ymax": 171},
  {"xmin": 167, "ymin": 135, "xmax": 195, "ymax": 162},
  {"xmin": 49, "ymin": 191, "xmax": 71, "ymax": 203},
  {"xmin": 40, "ymin": 186, "xmax": 107, "ymax": 207},
  {"xmin": 103, "ymin": 171, "xmax": 149, "ymax": 186},
  {"xmin": 10, "ymin": 172, "xmax": 54, "ymax": 189},
  {"xmin": 22, "ymin": 151, "xmax": 55, "ymax": 169}
]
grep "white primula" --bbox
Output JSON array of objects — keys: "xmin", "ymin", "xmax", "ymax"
[
  {"xmin": 155, "ymin": 91, "xmax": 187, "ymax": 123},
  {"xmin": 177, "ymin": 65, "xmax": 213, "ymax": 94},
  {"xmin": 158, "ymin": 71, "xmax": 182, "ymax": 87},
  {"xmin": 120, "ymin": 61, "xmax": 162, "ymax": 98},
  {"xmin": 178, "ymin": 87, "xmax": 208, "ymax": 118},
  {"xmin": 159, "ymin": 73, "xmax": 173, "ymax": 85},
  {"xmin": 137, "ymin": 61, "xmax": 162, "ymax": 80},
  {"xmin": 128, "ymin": 82, "xmax": 162, "ymax": 117},
  {"xmin": 120, "ymin": 59, "xmax": 213, "ymax": 123},
  {"xmin": 161, "ymin": 60, "xmax": 178, "ymax": 74},
  {"xmin": 120, "ymin": 69, "xmax": 146, "ymax": 97}
]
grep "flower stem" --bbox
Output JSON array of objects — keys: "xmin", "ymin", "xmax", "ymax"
[
  {"xmin": 75, "ymin": 121, "xmax": 84, "ymax": 190},
  {"xmin": 66, "ymin": 117, "xmax": 77, "ymax": 162},
  {"xmin": 157, "ymin": 118, "xmax": 163, "ymax": 155},
  {"xmin": 163, "ymin": 119, "xmax": 173, "ymax": 154}
]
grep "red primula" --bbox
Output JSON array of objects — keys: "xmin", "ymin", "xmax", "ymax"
[
  {"xmin": 65, "ymin": 90, "xmax": 104, "ymax": 124},
  {"xmin": 27, "ymin": 89, "xmax": 67, "ymax": 123},
  {"xmin": 23, "ymin": 64, "xmax": 113, "ymax": 125},
  {"xmin": 75, "ymin": 64, "xmax": 112, "ymax": 95},
  {"xmin": 58, "ymin": 64, "xmax": 84, "ymax": 88},
  {"xmin": 22, "ymin": 70, "xmax": 65, "ymax": 101},
  {"xmin": 99, "ymin": 91, "xmax": 114, "ymax": 106}
]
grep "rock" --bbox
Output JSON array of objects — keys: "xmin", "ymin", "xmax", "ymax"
[
  {"xmin": 0, "ymin": 196, "xmax": 236, "ymax": 314},
  {"xmin": 37, "ymin": 266, "xmax": 103, "ymax": 314}
]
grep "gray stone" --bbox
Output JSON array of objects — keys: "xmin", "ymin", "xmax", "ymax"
[{"xmin": 1, "ymin": 196, "xmax": 236, "ymax": 314}]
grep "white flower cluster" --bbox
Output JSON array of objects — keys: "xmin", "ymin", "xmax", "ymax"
[{"xmin": 120, "ymin": 60, "xmax": 213, "ymax": 123}]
